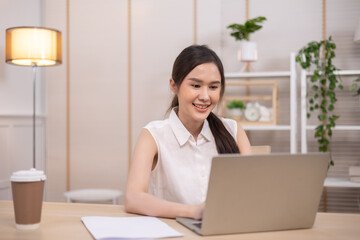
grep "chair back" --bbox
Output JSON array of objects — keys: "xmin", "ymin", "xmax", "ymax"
[{"xmin": 250, "ymin": 145, "xmax": 271, "ymax": 154}]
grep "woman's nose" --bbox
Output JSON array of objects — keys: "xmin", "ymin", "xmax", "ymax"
[{"xmin": 198, "ymin": 87, "xmax": 210, "ymax": 101}]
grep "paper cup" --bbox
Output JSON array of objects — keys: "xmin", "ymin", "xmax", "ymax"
[{"xmin": 11, "ymin": 168, "xmax": 46, "ymax": 230}]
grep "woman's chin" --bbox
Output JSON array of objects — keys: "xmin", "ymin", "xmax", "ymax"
[{"xmin": 192, "ymin": 107, "xmax": 212, "ymax": 120}]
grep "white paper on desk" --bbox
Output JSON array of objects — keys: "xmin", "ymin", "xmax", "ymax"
[{"xmin": 81, "ymin": 216, "xmax": 183, "ymax": 239}]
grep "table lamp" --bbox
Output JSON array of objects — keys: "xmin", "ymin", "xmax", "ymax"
[{"xmin": 5, "ymin": 26, "xmax": 62, "ymax": 169}]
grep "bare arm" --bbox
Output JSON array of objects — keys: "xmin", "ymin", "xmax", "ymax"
[
  {"xmin": 125, "ymin": 128, "xmax": 204, "ymax": 219},
  {"xmin": 236, "ymin": 122, "xmax": 252, "ymax": 154}
]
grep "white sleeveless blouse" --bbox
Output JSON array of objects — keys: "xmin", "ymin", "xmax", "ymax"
[{"xmin": 144, "ymin": 109, "xmax": 237, "ymax": 205}]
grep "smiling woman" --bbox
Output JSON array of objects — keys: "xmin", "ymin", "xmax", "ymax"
[
  {"xmin": 170, "ymin": 63, "xmax": 222, "ymax": 134},
  {"xmin": 125, "ymin": 45, "xmax": 251, "ymax": 220}
]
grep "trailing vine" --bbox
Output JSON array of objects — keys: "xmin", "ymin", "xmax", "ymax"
[{"xmin": 296, "ymin": 36, "xmax": 343, "ymax": 166}]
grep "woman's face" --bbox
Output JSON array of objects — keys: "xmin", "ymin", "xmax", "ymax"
[{"xmin": 171, "ymin": 62, "xmax": 222, "ymax": 125}]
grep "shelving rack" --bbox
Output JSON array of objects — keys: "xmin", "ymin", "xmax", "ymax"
[
  {"xmin": 301, "ymin": 69, "xmax": 360, "ymax": 211},
  {"xmin": 224, "ymin": 53, "xmax": 297, "ymax": 153},
  {"xmin": 300, "ymin": 70, "xmax": 360, "ymax": 153}
]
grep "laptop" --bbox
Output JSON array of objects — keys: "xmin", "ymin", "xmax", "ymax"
[{"xmin": 176, "ymin": 153, "xmax": 329, "ymax": 236}]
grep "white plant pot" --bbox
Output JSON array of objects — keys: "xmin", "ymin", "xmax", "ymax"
[
  {"xmin": 227, "ymin": 108, "xmax": 243, "ymax": 121},
  {"xmin": 237, "ymin": 41, "xmax": 258, "ymax": 62}
]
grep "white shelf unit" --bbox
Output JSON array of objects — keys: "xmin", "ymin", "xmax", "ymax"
[
  {"xmin": 300, "ymin": 69, "xmax": 360, "ymax": 153},
  {"xmin": 224, "ymin": 53, "xmax": 297, "ymax": 153},
  {"xmin": 324, "ymin": 178, "xmax": 360, "ymax": 188},
  {"xmin": 301, "ymin": 70, "xmax": 360, "ymax": 212}
]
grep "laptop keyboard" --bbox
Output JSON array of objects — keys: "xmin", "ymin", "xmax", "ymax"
[{"xmin": 193, "ymin": 222, "xmax": 202, "ymax": 229}]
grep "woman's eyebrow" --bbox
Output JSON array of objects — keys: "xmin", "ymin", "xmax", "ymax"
[{"xmin": 188, "ymin": 78, "xmax": 221, "ymax": 84}]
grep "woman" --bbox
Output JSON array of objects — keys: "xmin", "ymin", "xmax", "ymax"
[{"xmin": 125, "ymin": 45, "xmax": 251, "ymax": 220}]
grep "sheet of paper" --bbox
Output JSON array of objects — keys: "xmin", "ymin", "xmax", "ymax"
[{"xmin": 81, "ymin": 216, "xmax": 183, "ymax": 239}]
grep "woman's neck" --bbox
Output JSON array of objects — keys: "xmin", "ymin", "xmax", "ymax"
[{"xmin": 175, "ymin": 108, "xmax": 204, "ymax": 141}]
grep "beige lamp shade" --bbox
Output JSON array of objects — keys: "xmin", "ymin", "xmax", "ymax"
[{"xmin": 6, "ymin": 26, "xmax": 62, "ymax": 66}]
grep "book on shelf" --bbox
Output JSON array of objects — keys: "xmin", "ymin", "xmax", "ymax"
[
  {"xmin": 349, "ymin": 166, "xmax": 360, "ymax": 176},
  {"xmin": 350, "ymin": 176, "xmax": 360, "ymax": 183}
]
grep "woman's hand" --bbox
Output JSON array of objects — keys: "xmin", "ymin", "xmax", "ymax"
[{"xmin": 191, "ymin": 202, "xmax": 205, "ymax": 220}]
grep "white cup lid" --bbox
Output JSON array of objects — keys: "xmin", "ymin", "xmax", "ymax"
[{"xmin": 11, "ymin": 168, "xmax": 46, "ymax": 182}]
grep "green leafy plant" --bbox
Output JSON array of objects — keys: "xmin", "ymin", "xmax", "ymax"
[
  {"xmin": 296, "ymin": 36, "xmax": 343, "ymax": 166},
  {"xmin": 349, "ymin": 76, "xmax": 360, "ymax": 96},
  {"xmin": 226, "ymin": 100, "xmax": 246, "ymax": 111},
  {"xmin": 227, "ymin": 16, "xmax": 267, "ymax": 41}
]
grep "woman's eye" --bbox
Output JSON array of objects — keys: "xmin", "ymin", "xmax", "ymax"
[
  {"xmin": 210, "ymin": 85, "xmax": 219, "ymax": 89},
  {"xmin": 191, "ymin": 84, "xmax": 200, "ymax": 88}
]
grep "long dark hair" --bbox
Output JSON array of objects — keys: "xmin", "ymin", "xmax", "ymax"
[{"xmin": 169, "ymin": 45, "xmax": 240, "ymax": 154}]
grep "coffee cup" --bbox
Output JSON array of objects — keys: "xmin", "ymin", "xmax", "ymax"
[{"xmin": 10, "ymin": 168, "xmax": 46, "ymax": 230}]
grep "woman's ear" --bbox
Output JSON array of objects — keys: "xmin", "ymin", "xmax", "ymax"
[{"xmin": 170, "ymin": 78, "xmax": 178, "ymax": 94}]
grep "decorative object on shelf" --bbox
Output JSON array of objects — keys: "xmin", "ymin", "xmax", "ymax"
[
  {"xmin": 5, "ymin": 26, "xmax": 62, "ymax": 169},
  {"xmin": 296, "ymin": 36, "xmax": 343, "ymax": 166},
  {"xmin": 349, "ymin": 76, "xmax": 360, "ymax": 97},
  {"xmin": 353, "ymin": 19, "xmax": 360, "ymax": 99},
  {"xmin": 226, "ymin": 100, "xmax": 245, "ymax": 121},
  {"xmin": 354, "ymin": 17, "xmax": 360, "ymax": 43},
  {"xmin": 258, "ymin": 105, "xmax": 272, "ymax": 122},
  {"xmin": 349, "ymin": 166, "xmax": 360, "ymax": 183},
  {"xmin": 227, "ymin": 16, "xmax": 267, "ymax": 72},
  {"xmin": 218, "ymin": 80, "xmax": 278, "ymax": 125},
  {"xmin": 244, "ymin": 102, "xmax": 261, "ymax": 122}
]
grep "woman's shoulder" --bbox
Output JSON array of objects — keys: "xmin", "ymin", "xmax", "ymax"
[
  {"xmin": 144, "ymin": 118, "xmax": 170, "ymax": 131},
  {"xmin": 217, "ymin": 116, "xmax": 238, "ymax": 139},
  {"xmin": 219, "ymin": 116, "xmax": 237, "ymax": 130},
  {"xmin": 143, "ymin": 118, "xmax": 172, "ymax": 147}
]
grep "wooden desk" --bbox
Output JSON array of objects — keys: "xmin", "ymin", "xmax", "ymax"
[{"xmin": 1, "ymin": 200, "xmax": 360, "ymax": 240}]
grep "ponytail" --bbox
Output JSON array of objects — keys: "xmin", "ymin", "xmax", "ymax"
[{"xmin": 207, "ymin": 112, "xmax": 240, "ymax": 154}]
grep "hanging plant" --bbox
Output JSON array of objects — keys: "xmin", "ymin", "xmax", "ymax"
[{"xmin": 296, "ymin": 36, "xmax": 343, "ymax": 166}]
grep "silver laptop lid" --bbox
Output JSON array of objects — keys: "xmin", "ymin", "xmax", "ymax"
[{"xmin": 201, "ymin": 153, "xmax": 329, "ymax": 235}]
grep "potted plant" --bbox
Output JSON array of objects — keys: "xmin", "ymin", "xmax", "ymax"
[
  {"xmin": 349, "ymin": 76, "xmax": 360, "ymax": 98},
  {"xmin": 296, "ymin": 36, "xmax": 343, "ymax": 166},
  {"xmin": 227, "ymin": 16, "xmax": 267, "ymax": 62},
  {"xmin": 226, "ymin": 100, "xmax": 246, "ymax": 121}
]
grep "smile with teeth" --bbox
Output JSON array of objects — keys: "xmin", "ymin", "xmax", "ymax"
[{"xmin": 193, "ymin": 103, "xmax": 210, "ymax": 109}]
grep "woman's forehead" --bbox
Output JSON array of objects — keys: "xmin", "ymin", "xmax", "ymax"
[{"xmin": 186, "ymin": 63, "xmax": 221, "ymax": 78}]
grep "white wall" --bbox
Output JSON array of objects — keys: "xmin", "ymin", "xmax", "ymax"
[
  {"xmin": 222, "ymin": 0, "xmax": 323, "ymax": 72},
  {"xmin": 44, "ymin": 0, "xmax": 129, "ymax": 202},
  {"xmin": 131, "ymin": 0, "xmax": 194, "ymax": 147},
  {"xmin": 0, "ymin": 0, "xmax": 46, "ymax": 200},
  {"xmin": 43, "ymin": 0, "xmax": 68, "ymax": 202},
  {"xmin": 68, "ymin": 0, "xmax": 128, "ymax": 192},
  {"xmin": 0, "ymin": 0, "xmax": 44, "ymax": 114}
]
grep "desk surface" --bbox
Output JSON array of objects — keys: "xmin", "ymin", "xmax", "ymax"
[{"xmin": 1, "ymin": 200, "xmax": 360, "ymax": 240}]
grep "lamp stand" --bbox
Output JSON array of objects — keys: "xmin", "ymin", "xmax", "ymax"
[
  {"xmin": 6, "ymin": 26, "xmax": 62, "ymax": 171},
  {"xmin": 32, "ymin": 65, "xmax": 38, "ymax": 169}
]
